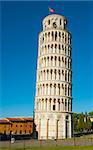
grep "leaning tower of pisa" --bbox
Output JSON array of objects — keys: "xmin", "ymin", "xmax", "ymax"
[{"xmin": 34, "ymin": 14, "xmax": 72, "ymax": 140}]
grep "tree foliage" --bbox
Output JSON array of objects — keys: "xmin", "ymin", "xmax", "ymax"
[{"xmin": 72, "ymin": 111, "xmax": 92, "ymax": 133}]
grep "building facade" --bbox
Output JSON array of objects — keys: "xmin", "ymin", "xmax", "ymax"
[
  {"xmin": 0, "ymin": 118, "xmax": 33, "ymax": 135},
  {"xmin": 34, "ymin": 14, "xmax": 72, "ymax": 139}
]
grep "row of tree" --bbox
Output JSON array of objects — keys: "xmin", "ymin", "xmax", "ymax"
[{"xmin": 72, "ymin": 111, "xmax": 93, "ymax": 133}]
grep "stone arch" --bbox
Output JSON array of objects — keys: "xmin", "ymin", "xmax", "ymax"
[
  {"xmin": 55, "ymin": 56, "xmax": 57, "ymax": 66},
  {"xmin": 68, "ymin": 86, "xmax": 69, "ymax": 96},
  {"xmin": 68, "ymin": 71, "xmax": 69, "ymax": 82},
  {"xmin": 58, "ymin": 84, "xmax": 60, "ymax": 95},
  {"xmin": 58, "ymin": 69, "xmax": 60, "ymax": 80},
  {"xmin": 47, "ymin": 69, "xmax": 49, "ymax": 80},
  {"xmin": 51, "ymin": 31, "xmax": 54, "ymax": 41},
  {"xmin": 65, "ymin": 57, "xmax": 67, "ymax": 68},
  {"xmin": 65, "ymin": 84, "xmax": 67, "ymax": 96},
  {"xmin": 59, "ymin": 32, "xmax": 61, "ymax": 42},
  {"xmin": 55, "ymin": 31, "xmax": 57, "ymax": 41},
  {"xmin": 65, "ymin": 70, "xmax": 67, "ymax": 81},
  {"xmin": 49, "ymin": 98, "xmax": 52, "ymax": 110},
  {"xmin": 54, "ymin": 84, "xmax": 56, "ymax": 95},
  {"xmin": 54, "ymin": 69, "xmax": 56, "ymax": 80},
  {"xmin": 51, "ymin": 56, "xmax": 53, "ymax": 66},
  {"xmin": 60, "ymin": 19, "xmax": 61, "ymax": 25},
  {"xmin": 42, "ymin": 84, "xmax": 44, "ymax": 95},
  {"xmin": 55, "ymin": 44, "xmax": 57, "ymax": 53},
  {"xmin": 50, "ymin": 69, "xmax": 53, "ymax": 80},
  {"xmin": 65, "ymin": 99, "xmax": 67, "ymax": 111},
  {"xmin": 65, "ymin": 45, "xmax": 66, "ymax": 55},
  {"xmin": 47, "ymin": 56, "xmax": 49, "ymax": 66},
  {"xmin": 44, "ymin": 33, "xmax": 46, "ymax": 41},
  {"xmin": 62, "ymin": 45, "xmax": 64, "ymax": 51},
  {"xmin": 58, "ymin": 99, "xmax": 60, "ymax": 111},
  {"xmin": 53, "ymin": 98, "xmax": 56, "ymax": 111},
  {"xmin": 41, "ymin": 71, "xmax": 43, "ymax": 81},
  {"xmin": 48, "ymin": 32, "xmax": 50, "ymax": 42},
  {"xmin": 46, "ymin": 84, "xmax": 48, "ymax": 95},
  {"xmin": 50, "ymin": 84, "xmax": 52, "ymax": 95},
  {"xmin": 58, "ymin": 56, "xmax": 61, "ymax": 67}
]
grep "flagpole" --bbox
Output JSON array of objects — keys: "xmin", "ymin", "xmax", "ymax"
[{"xmin": 48, "ymin": 7, "xmax": 50, "ymax": 15}]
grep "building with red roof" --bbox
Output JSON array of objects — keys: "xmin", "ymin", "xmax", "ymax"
[{"xmin": 0, "ymin": 117, "xmax": 33, "ymax": 135}]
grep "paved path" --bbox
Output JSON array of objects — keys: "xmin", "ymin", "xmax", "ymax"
[{"xmin": 0, "ymin": 138, "xmax": 93, "ymax": 148}]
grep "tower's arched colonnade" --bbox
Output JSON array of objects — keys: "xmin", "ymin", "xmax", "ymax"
[{"xmin": 34, "ymin": 14, "xmax": 72, "ymax": 139}]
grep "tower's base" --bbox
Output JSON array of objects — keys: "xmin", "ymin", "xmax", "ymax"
[{"xmin": 35, "ymin": 112, "xmax": 72, "ymax": 140}]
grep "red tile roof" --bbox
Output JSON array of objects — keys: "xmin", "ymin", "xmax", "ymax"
[
  {"xmin": 22, "ymin": 118, "xmax": 33, "ymax": 121},
  {"xmin": 6, "ymin": 118, "xmax": 24, "ymax": 122},
  {"xmin": 6, "ymin": 117, "xmax": 33, "ymax": 122},
  {"xmin": 0, "ymin": 119, "xmax": 10, "ymax": 124}
]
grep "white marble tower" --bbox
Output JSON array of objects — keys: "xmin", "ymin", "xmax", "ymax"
[{"xmin": 34, "ymin": 14, "xmax": 72, "ymax": 139}]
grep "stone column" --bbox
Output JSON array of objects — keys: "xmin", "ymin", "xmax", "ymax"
[
  {"xmin": 56, "ymin": 99, "xmax": 59, "ymax": 111},
  {"xmin": 46, "ymin": 58, "xmax": 48, "ymax": 67},
  {"xmin": 63, "ymin": 115, "xmax": 66, "ymax": 138},
  {"xmin": 67, "ymin": 99, "xmax": 68, "ymax": 112},
  {"xmin": 53, "ymin": 57, "xmax": 55, "ymax": 66},
  {"xmin": 39, "ymin": 100, "xmax": 41, "ymax": 111},
  {"xmin": 38, "ymin": 119, "xmax": 41, "ymax": 139},
  {"xmin": 50, "ymin": 31, "xmax": 52, "ymax": 42},
  {"xmin": 56, "ymin": 70, "xmax": 59, "ymax": 80},
  {"xmin": 56, "ymin": 84, "xmax": 59, "ymax": 95},
  {"xmin": 46, "ymin": 119, "xmax": 49, "ymax": 139},
  {"xmin": 51, "ymin": 99, "xmax": 53, "ymax": 111},
  {"xmin": 47, "ymin": 99, "xmax": 49, "ymax": 111},
  {"xmin": 68, "ymin": 115, "xmax": 72, "ymax": 138},
  {"xmin": 60, "ymin": 100, "xmax": 62, "ymax": 111},
  {"xmin": 56, "ymin": 57, "xmax": 59, "ymax": 67},
  {"xmin": 44, "ymin": 99, "xmax": 46, "ymax": 110},
  {"xmin": 48, "ymin": 84, "xmax": 50, "ymax": 95},
  {"xmin": 55, "ymin": 119, "xmax": 58, "ymax": 139}
]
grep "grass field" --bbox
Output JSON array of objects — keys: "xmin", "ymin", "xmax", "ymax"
[{"xmin": 1, "ymin": 146, "xmax": 93, "ymax": 150}]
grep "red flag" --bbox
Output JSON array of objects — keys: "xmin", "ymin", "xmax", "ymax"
[{"xmin": 49, "ymin": 7, "xmax": 55, "ymax": 13}]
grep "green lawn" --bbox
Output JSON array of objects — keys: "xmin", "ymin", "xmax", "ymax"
[{"xmin": 1, "ymin": 146, "xmax": 93, "ymax": 150}]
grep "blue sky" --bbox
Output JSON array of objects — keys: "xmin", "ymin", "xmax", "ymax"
[{"xmin": 0, "ymin": 1, "xmax": 93, "ymax": 118}]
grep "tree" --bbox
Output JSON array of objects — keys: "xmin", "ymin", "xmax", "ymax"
[
  {"xmin": 85, "ymin": 117, "xmax": 92, "ymax": 131},
  {"xmin": 77, "ymin": 113, "xmax": 85, "ymax": 132},
  {"xmin": 88, "ymin": 111, "xmax": 93, "ymax": 116},
  {"xmin": 72, "ymin": 113, "xmax": 78, "ymax": 132}
]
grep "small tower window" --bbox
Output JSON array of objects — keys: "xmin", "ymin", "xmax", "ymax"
[
  {"xmin": 48, "ymin": 20, "xmax": 50, "ymax": 25},
  {"xmin": 60, "ymin": 19, "xmax": 61, "ymax": 25},
  {"xmin": 53, "ymin": 105, "xmax": 55, "ymax": 110}
]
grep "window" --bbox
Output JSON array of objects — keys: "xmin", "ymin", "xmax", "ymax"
[
  {"xmin": 53, "ymin": 22, "xmax": 57, "ymax": 28},
  {"xmin": 55, "ymin": 31, "xmax": 57, "ymax": 41},
  {"xmin": 66, "ymin": 116, "xmax": 68, "ymax": 120},
  {"xmin": 60, "ymin": 19, "xmax": 61, "ymax": 25},
  {"xmin": 48, "ymin": 20, "xmax": 50, "ymax": 25},
  {"xmin": 29, "ymin": 130, "xmax": 31, "ymax": 134},
  {"xmin": 53, "ymin": 105, "xmax": 55, "ymax": 110},
  {"xmin": 20, "ymin": 130, "xmax": 22, "ymax": 134},
  {"xmin": 62, "ymin": 45, "xmax": 64, "ymax": 50}
]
